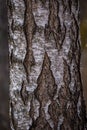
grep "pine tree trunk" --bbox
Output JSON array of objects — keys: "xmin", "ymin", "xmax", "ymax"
[{"xmin": 8, "ymin": 0, "xmax": 87, "ymax": 129}]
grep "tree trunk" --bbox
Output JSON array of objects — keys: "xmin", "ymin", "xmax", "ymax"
[{"xmin": 8, "ymin": 0, "xmax": 87, "ymax": 129}]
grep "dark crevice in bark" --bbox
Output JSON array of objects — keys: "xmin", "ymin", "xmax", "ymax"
[
  {"xmin": 29, "ymin": 116, "xmax": 52, "ymax": 130},
  {"xmin": 39, "ymin": 0, "xmax": 47, "ymax": 5},
  {"xmin": 35, "ymin": 52, "xmax": 57, "ymax": 101},
  {"xmin": 58, "ymin": 59, "xmax": 80, "ymax": 129},
  {"xmin": 45, "ymin": 0, "xmax": 62, "ymax": 50},
  {"xmin": 48, "ymin": 100, "xmax": 61, "ymax": 129},
  {"xmin": 20, "ymin": 81, "xmax": 28, "ymax": 105},
  {"xmin": 23, "ymin": 0, "xmax": 36, "ymax": 83},
  {"xmin": 30, "ymin": 52, "xmax": 57, "ymax": 129},
  {"xmin": 29, "ymin": 96, "xmax": 35, "ymax": 121}
]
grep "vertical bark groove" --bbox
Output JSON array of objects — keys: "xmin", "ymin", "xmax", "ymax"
[
  {"xmin": 23, "ymin": 0, "xmax": 36, "ymax": 83},
  {"xmin": 8, "ymin": 0, "xmax": 87, "ymax": 129}
]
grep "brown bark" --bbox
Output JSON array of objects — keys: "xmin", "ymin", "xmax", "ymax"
[{"xmin": 8, "ymin": 0, "xmax": 87, "ymax": 129}]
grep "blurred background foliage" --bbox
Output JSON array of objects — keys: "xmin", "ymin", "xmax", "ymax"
[
  {"xmin": 80, "ymin": 0, "xmax": 87, "ymax": 49},
  {"xmin": 80, "ymin": 20, "xmax": 87, "ymax": 49},
  {"xmin": 80, "ymin": 0, "xmax": 87, "ymax": 112}
]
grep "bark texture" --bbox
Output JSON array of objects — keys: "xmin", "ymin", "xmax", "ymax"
[{"xmin": 8, "ymin": 0, "xmax": 87, "ymax": 129}]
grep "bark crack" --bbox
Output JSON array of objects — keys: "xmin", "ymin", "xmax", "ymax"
[{"xmin": 23, "ymin": 0, "xmax": 36, "ymax": 83}]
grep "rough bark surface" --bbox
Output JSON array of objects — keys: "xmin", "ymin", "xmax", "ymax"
[{"xmin": 8, "ymin": 0, "xmax": 87, "ymax": 129}]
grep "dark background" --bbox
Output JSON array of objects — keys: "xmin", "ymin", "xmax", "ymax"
[
  {"xmin": 0, "ymin": 0, "xmax": 86, "ymax": 129},
  {"xmin": 0, "ymin": 0, "xmax": 9, "ymax": 129}
]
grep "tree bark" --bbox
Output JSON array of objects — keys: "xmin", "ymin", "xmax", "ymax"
[{"xmin": 8, "ymin": 0, "xmax": 87, "ymax": 129}]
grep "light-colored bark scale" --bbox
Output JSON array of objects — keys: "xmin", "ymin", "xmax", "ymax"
[{"xmin": 8, "ymin": 0, "xmax": 87, "ymax": 130}]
